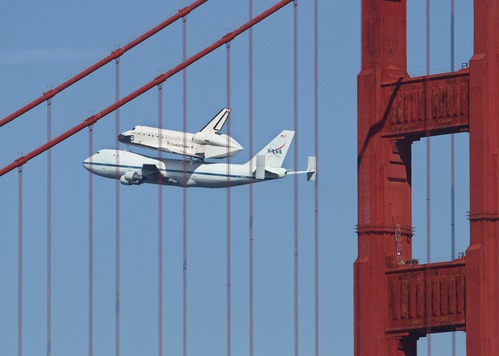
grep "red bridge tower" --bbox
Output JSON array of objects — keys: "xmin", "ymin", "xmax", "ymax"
[{"xmin": 355, "ymin": 0, "xmax": 499, "ymax": 354}]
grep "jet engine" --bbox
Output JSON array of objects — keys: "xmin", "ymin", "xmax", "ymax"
[{"xmin": 120, "ymin": 170, "xmax": 143, "ymax": 185}]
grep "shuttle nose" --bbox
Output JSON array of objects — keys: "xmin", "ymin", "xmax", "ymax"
[{"xmin": 118, "ymin": 133, "xmax": 133, "ymax": 143}]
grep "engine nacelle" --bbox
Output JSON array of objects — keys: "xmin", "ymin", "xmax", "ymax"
[{"xmin": 120, "ymin": 170, "xmax": 143, "ymax": 185}]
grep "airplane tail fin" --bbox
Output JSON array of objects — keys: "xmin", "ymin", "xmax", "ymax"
[
  {"xmin": 246, "ymin": 130, "xmax": 295, "ymax": 171},
  {"xmin": 199, "ymin": 108, "xmax": 230, "ymax": 133}
]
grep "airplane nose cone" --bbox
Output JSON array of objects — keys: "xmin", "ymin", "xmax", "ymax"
[
  {"xmin": 82, "ymin": 156, "xmax": 92, "ymax": 172},
  {"xmin": 118, "ymin": 134, "xmax": 133, "ymax": 143}
]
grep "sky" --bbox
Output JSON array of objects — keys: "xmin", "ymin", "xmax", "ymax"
[{"xmin": 0, "ymin": 1, "xmax": 474, "ymax": 355}]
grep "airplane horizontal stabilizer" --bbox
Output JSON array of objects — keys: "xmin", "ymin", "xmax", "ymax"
[{"xmin": 285, "ymin": 156, "xmax": 316, "ymax": 182}]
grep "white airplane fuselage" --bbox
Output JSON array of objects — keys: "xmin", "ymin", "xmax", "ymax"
[{"xmin": 83, "ymin": 149, "xmax": 284, "ymax": 188}]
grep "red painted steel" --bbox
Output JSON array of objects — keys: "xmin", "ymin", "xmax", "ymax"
[
  {"xmin": 357, "ymin": 0, "xmax": 499, "ymax": 355},
  {"xmin": 356, "ymin": 1, "xmax": 414, "ymax": 354},
  {"xmin": 382, "ymin": 71, "xmax": 470, "ymax": 138},
  {"xmin": 0, "ymin": 0, "xmax": 207, "ymax": 129},
  {"xmin": 0, "ymin": 0, "xmax": 294, "ymax": 178},
  {"xmin": 386, "ymin": 260, "xmax": 466, "ymax": 333},
  {"xmin": 466, "ymin": 0, "xmax": 499, "ymax": 354}
]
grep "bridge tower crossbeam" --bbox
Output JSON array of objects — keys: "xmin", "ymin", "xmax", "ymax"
[{"xmin": 355, "ymin": 0, "xmax": 499, "ymax": 354}]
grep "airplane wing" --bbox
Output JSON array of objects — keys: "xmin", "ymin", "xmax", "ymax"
[
  {"xmin": 142, "ymin": 164, "xmax": 178, "ymax": 184},
  {"xmin": 199, "ymin": 108, "xmax": 230, "ymax": 133}
]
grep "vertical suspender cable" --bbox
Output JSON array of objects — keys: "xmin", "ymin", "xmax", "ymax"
[
  {"xmin": 450, "ymin": 1, "xmax": 456, "ymax": 354},
  {"xmin": 226, "ymin": 42, "xmax": 232, "ymax": 356},
  {"xmin": 248, "ymin": 1, "xmax": 254, "ymax": 355},
  {"xmin": 293, "ymin": 2, "xmax": 299, "ymax": 356},
  {"xmin": 450, "ymin": 0, "xmax": 455, "ymax": 75},
  {"xmin": 46, "ymin": 99, "xmax": 52, "ymax": 356},
  {"xmin": 114, "ymin": 57, "xmax": 121, "ymax": 356},
  {"xmin": 182, "ymin": 15, "xmax": 188, "ymax": 356},
  {"xmin": 88, "ymin": 125, "xmax": 94, "ymax": 356},
  {"xmin": 313, "ymin": 0, "xmax": 319, "ymax": 355},
  {"xmin": 157, "ymin": 84, "xmax": 164, "ymax": 356},
  {"xmin": 18, "ymin": 166, "xmax": 23, "ymax": 356},
  {"xmin": 425, "ymin": 1, "xmax": 432, "ymax": 354}
]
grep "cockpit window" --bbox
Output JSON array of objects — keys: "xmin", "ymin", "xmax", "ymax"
[{"xmin": 132, "ymin": 127, "xmax": 136, "ymax": 130}]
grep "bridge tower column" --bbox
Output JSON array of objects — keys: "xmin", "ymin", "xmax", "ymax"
[
  {"xmin": 355, "ymin": 0, "xmax": 415, "ymax": 355},
  {"xmin": 467, "ymin": 0, "xmax": 499, "ymax": 354}
]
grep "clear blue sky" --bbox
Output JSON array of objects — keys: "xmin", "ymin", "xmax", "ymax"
[{"xmin": 0, "ymin": 1, "xmax": 473, "ymax": 355}]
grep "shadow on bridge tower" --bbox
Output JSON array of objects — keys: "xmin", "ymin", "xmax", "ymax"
[{"xmin": 355, "ymin": 0, "xmax": 499, "ymax": 354}]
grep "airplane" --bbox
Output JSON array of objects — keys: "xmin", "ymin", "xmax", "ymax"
[
  {"xmin": 83, "ymin": 130, "xmax": 316, "ymax": 188},
  {"xmin": 117, "ymin": 108, "xmax": 243, "ymax": 160}
]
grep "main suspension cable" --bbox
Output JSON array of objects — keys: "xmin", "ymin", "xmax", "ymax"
[
  {"xmin": 0, "ymin": 0, "xmax": 295, "ymax": 178},
  {"xmin": 0, "ymin": 0, "xmax": 207, "ymax": 129}
]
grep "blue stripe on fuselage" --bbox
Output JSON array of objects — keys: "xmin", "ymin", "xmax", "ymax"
[{"xmin": 83, "ymin": 161, "xmax": 253, "ymax": 180}]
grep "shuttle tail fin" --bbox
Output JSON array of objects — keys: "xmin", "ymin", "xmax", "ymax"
[{"xmin": 199, "ymin": 108, "xmax": 230, "ymax": 133}]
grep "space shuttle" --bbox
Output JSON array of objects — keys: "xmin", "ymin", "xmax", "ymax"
[{"xmin": 117, "ymin": 108, "xmax": 243, "ymax": 160}]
